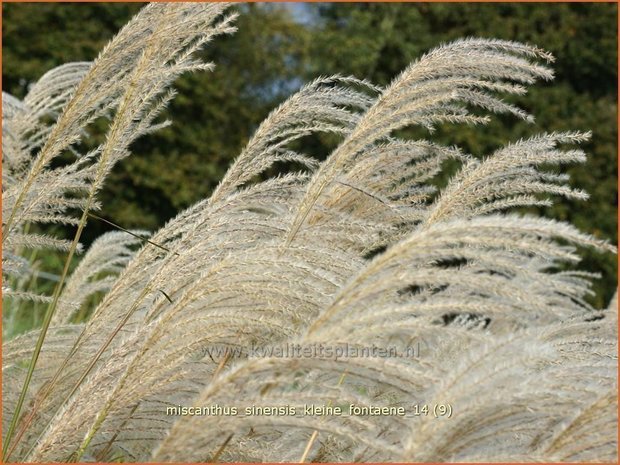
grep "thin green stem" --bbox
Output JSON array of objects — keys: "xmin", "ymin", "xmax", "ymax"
[
  {"xmin": 87, "ymin": 212, "xmax": 178, "ymax": 255},
  {"xmin": 3, "ymin": 193, "xmax": 93, "ymax": 460},
  {"xmin": 13, "ymin": 15, "xmax": 168, "ymax": 461},
  {"xmin": 19, "ymin": 284, "xmax": 153, "ymax": 461},
  {"xmin": 5, "ymin": 39, "xmax": 146, "ymax": 462}
]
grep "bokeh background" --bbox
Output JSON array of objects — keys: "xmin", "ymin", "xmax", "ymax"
[{"xmin": 3, "ymin": 2, "xmax": 617, "ymax": 309}]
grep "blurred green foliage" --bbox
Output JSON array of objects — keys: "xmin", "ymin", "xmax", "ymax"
[{"xmin": 3, "ymin": 2, "xmax": 617, "ymax": 307}]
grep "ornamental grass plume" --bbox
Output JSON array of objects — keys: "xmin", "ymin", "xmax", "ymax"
[{"xmin": 2, "ymin": 2, "xmax": 617, "ymax": 462}]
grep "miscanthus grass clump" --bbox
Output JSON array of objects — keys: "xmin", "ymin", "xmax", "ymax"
[{"xmin": 2, "ymin": 3, "xmax": 617, "ymax": 462}]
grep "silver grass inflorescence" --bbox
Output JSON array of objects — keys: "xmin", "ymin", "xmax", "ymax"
[{"xmin": 2, "ymin": 3, "xmax": 617, "ymax": 463}]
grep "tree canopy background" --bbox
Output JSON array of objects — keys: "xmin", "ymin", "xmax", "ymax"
[{"xmin": 3, "ymin": 2, "xmax": 617, "ymax": 307}]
